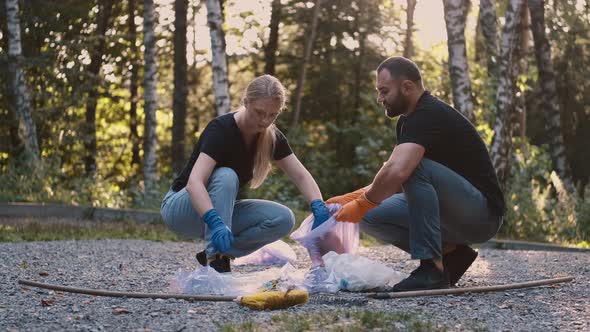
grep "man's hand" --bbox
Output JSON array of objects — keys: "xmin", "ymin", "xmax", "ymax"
[
  {"xmin": 326, "ymin": 188, "xmax": 366, "ymax": 206},
  {"xmin": 335, "ymin": 193, "xmax": 379, "ymax": 223}
]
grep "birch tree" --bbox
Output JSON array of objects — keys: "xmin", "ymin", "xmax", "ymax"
[
  {"xmin": 490, "ymin": 0, "xmax": 525, "ymax": 188},
  {"xmin": 143, "ymin": 0, "xmax": 158, "ymax": 197},
  {"xmin": 128, "ymin": 0, "xmax": 140, "ymax": 167},
  {"xmin": 403, "ymin": 0, "xmax": 417, "ymax": 59},
  {"xmin": 479, "ymin": 0, "xmax": 499, "ymax": 83},
  {"xmin": 172, "ymin": 0, "xmax": 188, "ymax": 174},
  {"xmin": 5, "ymin": 0, "xmax": 40, "ymax": 166},
  {"xmin": 528, "ymin": 0, "xmax": 575, "ymax": 192},
  {"xmin": 443, "ymin": 0, "xmax": 475, "ymax": 123},
  {"xmin": 206, "ymin": 0, "xmax": 230, "ymax": 115},
  {"xmin": 291, "ymin": 0, "xmax": 322, "ymax": 130}
]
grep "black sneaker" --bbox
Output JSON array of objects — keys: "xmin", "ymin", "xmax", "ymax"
[
  {"xmin": 392, "ymin": 259, "xmax": 449, "ymax": 292},
  {"xmin": 195, "ymin": 251, "xmax": 231, "ymax": 273},
  {"xmin": 443, "ymin": 245, "xmax": 478, "ymax": 286}
]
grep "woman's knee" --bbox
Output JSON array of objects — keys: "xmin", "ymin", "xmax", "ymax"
[
  {"xmin": 208, "ymin": 167, "xmax": 239, "ymax": 194},
  {"xmin": 263, "ymin": 206, "xmax": 295, "ymax": 237}
]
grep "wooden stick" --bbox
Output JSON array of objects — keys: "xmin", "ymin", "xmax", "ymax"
[
  {"xmin": 367, "ymin": 276, "xmax": 574, "ymax": 299},
  {"xmin": 18, "ymin": 279, "xmax": 236, "ymax": 302}
]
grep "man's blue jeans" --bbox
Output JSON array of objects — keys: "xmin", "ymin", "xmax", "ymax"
[
  {"xmin": 361, "ymin": 159, "xmax": 502, "ymax": 260},
  {"xmin": 160, "ymin": 167, "xmax": 295, "ymax": 258}
]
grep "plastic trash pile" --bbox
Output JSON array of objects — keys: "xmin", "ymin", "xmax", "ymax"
[{"xmin": 170, "ymin": 203, "xmax": 407, "ymax": 295}]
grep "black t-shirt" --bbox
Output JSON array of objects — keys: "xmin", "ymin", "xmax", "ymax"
[
  {"xmin": 172, "ymin": 112, "xmax": 293, "ymax": 191},
  {"xmin": 396, "ymin": 91, "xmax": 505, "ymax": 216}
]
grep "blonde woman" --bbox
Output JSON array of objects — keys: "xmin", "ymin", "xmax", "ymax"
[{"xmin": 160, "ymin": 75, "xmax": 330, "ymax": 272}]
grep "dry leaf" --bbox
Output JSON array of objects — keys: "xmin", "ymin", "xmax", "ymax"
[
  {"xmin": 41, "ymin": 299, "xmax": 54, "ymax": 307},
  {"xmin": 112, "ymin": 308, "xmax": 130, "ymax": 315}
]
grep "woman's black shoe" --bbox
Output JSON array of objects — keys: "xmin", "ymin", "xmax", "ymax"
[{"xmin": 195, "ymin": 251, "xmax": 231, "ymax": 273}]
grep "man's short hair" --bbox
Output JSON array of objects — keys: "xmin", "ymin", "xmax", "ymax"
[{"xmin": 377, "ymin": 57, "xmax": 422, "ymax": 83}]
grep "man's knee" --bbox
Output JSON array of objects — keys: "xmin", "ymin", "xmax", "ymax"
[{"xmin": 404, "ymin": 159, "xmax": 438, "ymax": 186}]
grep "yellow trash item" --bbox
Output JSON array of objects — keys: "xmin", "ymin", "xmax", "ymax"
[{"xmin": 237, "ymin": 289, "xmax": 309, "ymax": 310}]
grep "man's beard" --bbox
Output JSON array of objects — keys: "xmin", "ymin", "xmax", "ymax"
[{"xmin": 384, "ymin": 94, "xmax": 409, "ymax": 118}]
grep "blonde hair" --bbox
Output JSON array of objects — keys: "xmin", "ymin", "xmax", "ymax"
[{"xmin": 243, "ymin": 75, "xmax": 287, "ymax": 189}]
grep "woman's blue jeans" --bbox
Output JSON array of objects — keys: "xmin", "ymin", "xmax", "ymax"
[
  {"xmin": 361, "ymin": 159, "xmax": 503, "ymax": 260},
  {"xmin": 160, "ymin": 167, "xmax": 295, "ymax": 258}
]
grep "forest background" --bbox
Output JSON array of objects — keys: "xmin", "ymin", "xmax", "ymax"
[{"xmin": 1, "ymin": 0, "xmax": 589, "ymax": 246}]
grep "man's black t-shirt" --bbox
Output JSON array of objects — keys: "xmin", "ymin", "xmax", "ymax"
[
  {"xmin": 171, "ymin": 112, "xmax": 293, "ymax": 191},
  {"xmin": 396, "ymin": 91, "xmax": 505, "ymax": 216}
]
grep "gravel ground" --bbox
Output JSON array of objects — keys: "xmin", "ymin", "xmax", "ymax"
[{"xmin": 1, "ymin": 239, "xmax": 588, "ymax": 331}]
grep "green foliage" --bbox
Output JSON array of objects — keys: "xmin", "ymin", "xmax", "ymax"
[
  {"xmin": 500, "ymin": 139, "xmax": 590, "ymax": 244},
  {"xmin": 0, "ymin": 155, "xmax": 168, "ymax": 209}
]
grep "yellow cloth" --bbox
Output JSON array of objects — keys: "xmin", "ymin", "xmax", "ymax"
[{"xmin": 239, "ymin": 289, "xmax": 309, "ymax": 310}]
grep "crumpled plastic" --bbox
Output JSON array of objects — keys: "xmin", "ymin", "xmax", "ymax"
[
  {"xmin": 233, "ymin": 240, "xmax": 297, "ymax": 266},
  {"xmin": 290, "ymin": 203, "xmax": 359, "ymax": 266},
  {"xmin": 169, "ymin": 263, "xmax": 304, "ymax": 296},
  {"xmin": 322, "ymin": 251, "xmax": 408, "ymax": 292}
]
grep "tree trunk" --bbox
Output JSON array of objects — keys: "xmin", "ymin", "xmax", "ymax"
[
  {"xmin": 443, "ymin": 0, "xmax": 475, "ymax": 123},
  {"xmin": 172, "ymin": 0, "xmax": 188, "ymax": 175},
  {"xmin": 479, "ymin": 0, "xmax": 499, "ymax": 81},
  {"xmin": 528, "ymin": 0, "xmax": 575, "ymax": 192},
  {"xmin": 490, "ymin": 0, "xmax": 525, "ymax": 189},
  {"xmin": 512, "ymin": 6, "xmax": 530, "ymax": 139},
  {"xmin": 291, "ymin": 0, "xmax": 322, "ymax": 130},
  {"xmin": 83, "ymin": 0, "xmax": 112, "ymax": 175},
  {"xmin": 143, "ymin": 0, "xmax": 158, "ymax": 197},
  {"xmin": 190, "ymin": 1, "xmax": 201, "ymax": 135},
  {"xmin": 403, "ymin": 0, "xmax": 417, "ymax": 59},
  {"xmin": 128, "ymin": 0, "xmax": 140, "ymax": 168},
  {"xmin": 5, "ymin": 0, "xmax": 40, "ymax": 166},
  {"xmin": 264, "ymin": 0, "xmax": 281, "ymax": 75},
  {"xmin": 206, "ymin": 0, "xmax": 230, "ymax": 115}
]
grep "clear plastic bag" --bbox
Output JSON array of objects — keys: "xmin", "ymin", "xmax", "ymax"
[
  {"xmin": 303, "ymin": 265, "xmax": 341, "ymax": 293},
  {"xmin": 322, "ymin": 251, "xmax": 408, "ymax": 292},
  {"xmin": 170, "ymin": 263, "xmax": 305, "ymax": 296},
  {"xmin": 233, "ymin": 240, "xmax": 298, "ymax": 266},
  {"xmin": 290, "ymin": 203, "xmax": 359, "ymax": 266}
]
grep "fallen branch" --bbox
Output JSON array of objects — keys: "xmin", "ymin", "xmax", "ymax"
[{"xmin": 367, "ymin": 276, "xmax": 574, "ymax": 299}]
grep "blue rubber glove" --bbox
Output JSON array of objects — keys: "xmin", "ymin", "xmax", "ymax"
[
  {"xmin": 202, "ymin": 209, "xmax": 234, "ymax": 253},
  {"xmin": 310, "ymin": 199, "xmax": 330, "ymax": 230}
]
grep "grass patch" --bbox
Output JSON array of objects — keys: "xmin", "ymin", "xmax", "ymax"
[
  {"xmin": 218, "ymin": 309, "xmax": 442, "ymax": 332},
  {"xmin": 0, "ymin": 218, "xmax": 180, "ymax": 242}
]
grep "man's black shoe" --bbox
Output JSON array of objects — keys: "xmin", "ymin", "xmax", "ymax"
[
  {"xmin": 196, "ymin": 250, "xmax": 207, "ymax": 267},
  {"xmin": 209, "ymin": 254, "xmax": 231, "ymax": 273},
  {"xmin": 443, "ymin": 245, "xmax": 478, "ymax": 286},
  {"xmin": 392, "ymin": 259, "xmax": 449, "ymax": 292}
]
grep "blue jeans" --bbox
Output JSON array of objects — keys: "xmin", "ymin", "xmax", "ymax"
[
  {"xmin": 160, "ymin": 167, "xmax": 295, "ymax": 258},
  {"xmin": 361, "ymin": 159, "xmax": 502, "ymax": 260}
]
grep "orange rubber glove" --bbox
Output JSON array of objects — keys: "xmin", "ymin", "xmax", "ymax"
[
  {"xmin": 335, "ymin": 193, "xmax": 379, "ymax": 223},
  {"xmin": 326, "ymin": 188, "xmax": 366, "ymax": 206}
]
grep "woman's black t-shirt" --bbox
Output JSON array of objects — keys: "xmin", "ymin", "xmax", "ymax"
[{"xmin": 171, "ymin": 112, "xmax": 293, "ymax": 191}]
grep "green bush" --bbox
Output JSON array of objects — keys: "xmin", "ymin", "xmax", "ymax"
[{"xmin": 500, "ymin": 140, "xmax": 590, "ymax": 245}]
